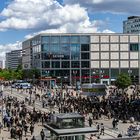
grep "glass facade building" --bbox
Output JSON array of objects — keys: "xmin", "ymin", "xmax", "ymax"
[{"xmin": 22, "ymin": 33, "xmax": 140, "ymax": 85}]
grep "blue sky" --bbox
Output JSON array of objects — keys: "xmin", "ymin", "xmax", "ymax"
[{"xmin": 0, "ymin": 0, "xmax": 139, "ymax": 60}]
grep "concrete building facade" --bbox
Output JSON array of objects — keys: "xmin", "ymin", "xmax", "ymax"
[
  {"xmin": 5, "ymin": 50, "xmax": 22, "ymax": 70},
  {"xmin": 123, "ymin": 16, "xmax": 140, "ymax": 33},
  {"xmin": 22, "ymin": 33, "xmax": 140, "ymax": 85}
]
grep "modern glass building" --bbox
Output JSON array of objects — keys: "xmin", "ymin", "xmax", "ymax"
[{"xmin": 22, "ymin": 33, "xmax": 140, "ymax": 85}]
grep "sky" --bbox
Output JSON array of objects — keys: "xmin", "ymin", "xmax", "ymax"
[{"xmin": 0, "ymin": 0, "xmax": 140, "ymax": 60}]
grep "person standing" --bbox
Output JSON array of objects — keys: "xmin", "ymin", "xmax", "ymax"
[
  {"xmin": 88, "ymin": 117, "xmax": 93, "ymax": 127},
  {"xmin": 40, "ymin": 129, "xmax": 45, "ymax": 140},
  {"xmin": 30, "ymin": 124, "xmax": 34, "ymax": 135}
]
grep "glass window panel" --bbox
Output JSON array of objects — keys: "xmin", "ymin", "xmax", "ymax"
[
  {"xmin": 51, "ymin": 36, "xmax": 60, "ymax": 44},
  {"xmin": 62, "ymin": 61, "xmax": 70, "ymax": 68},
  {"xmin": 71, "ymin": 44, "xmax": 80, "ymax": 60},
  {"xmin": 50, "ymin": 44, "xmax": 60, "ymax": 53},
  {"xmin": 42, "ymin": 61, "xmax": 50, "ymax": 68},
  {"xmin": 71, "ymin": 61, "xmax": 80, "ymax": 68},
  {"xmin": 81, "ymin": 44, "xmax": 89, "ymax": 51},
  {"xmin": 80, "ymin": 36, "xmax": 90, "ymax": 43},
  {"xmin": 130, "ymin": 43, "xmax": 139, "ymax": 51},
  {"xmin": 61, "ymin": 36, "xmax": 70, "ymax": 43},
  {"xmin": 41, "ymin": 44, "xmax": 50, "ymax": 52},
  {"xmin": 52, "ymin": 61, "xmax": 60, "ymax": 68},
  {"xmin": 111, "ymin": 69, "xmax": 119, "ymax": 78},
  {"xmin": 81, "ymin": 53, "xmax": 89, "ymax": 59},
  {"xmin": 42, "ymin": 36, "xmax": 50, "ymax": 44},
  {"xmin": 71, "ymin": 36, "xmax": 80, "ymax": 43},
  {"xmin": 61, "ymin": 44, "xmax": 70, "ymax": 59},
  {"xmin": 81, "ymin": 61, "xmax": 89, "ymax": 68},
  {"xmin": 42, "ymin": 53, "xmax": 51, "ymax": 59}
]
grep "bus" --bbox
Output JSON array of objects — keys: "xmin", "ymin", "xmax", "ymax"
[
  {"xmin": 12, "ymin": 80, "xmax": 32, "ymax": 89},
  {"xmin": 81, "ymin": 83, "xmax": 107, "ymax": 96}
]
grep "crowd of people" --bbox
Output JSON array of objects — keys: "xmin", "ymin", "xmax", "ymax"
[
  {"xmin": 0, "ymin": 92, "xmax": 52, "ymax": 140},
  {"xmin": 1, "ymin": 83, "xmax": 140, "ymax": 139}
]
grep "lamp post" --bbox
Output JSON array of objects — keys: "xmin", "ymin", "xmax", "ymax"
[
  {"xmin": 92, "ymin": 71, "xmax": 96, "ymax": 83},
  {"xmin": 100, "ymin": 70, "xmax": 104, "ymax": 84},
  {"xmin": 128, "ymin": 70, "xmax": 132, "ymax": 77}
]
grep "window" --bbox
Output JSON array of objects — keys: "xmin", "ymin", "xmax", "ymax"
[
  {"xmin": 52, "ymin": 61, "xmax": 60, "ymax": 68},
  {"xmin": 51, "ymin": 36, "xmax": 60, "ymax": 44},
  {"xmin": 130, "ymin": 43, "xmax": 139, "ymax": 51},
  {"xmin": 42, "ymin": 44, "xmax": 50, "ymax": 52},
  {"xmin": 61, "ymin": 36, "xmax": 70, "ymax": 43},
  {"xmin": 71, "ymin": 61, "xmax": 80, "ymax": 68},
  {"xmin": 50, "ymin": 44, "xmax": 60, "ymax": 54},
  {"xmin": 42, "ymin": 61, "xmax": 50, "ymax": 68},
  {"xmin": 81, "ymin": 61, "xmax": 89, "ymax": 68},
  {"xmin": 61, "ymin": 44, "xmax": 70, "ymax": 59},
  {"xmin": 42, "ymin": 36, "xmax": 50, "ymax": 44},
  {"xmin": 80, "ymin": 36, "xmax": 90, "ymax": 43},
  {"xmin": 71, "ymin": 36, "xmax": 80, "ymax": 43},
  {"xmin": 62, "ymin": 61, "xmax": 70, "ymax": 68},
  {"xmin": 81, "ymin": 44, "xmax": 89, "ymax": 51},
  {"xmin": 71, "ymin": 44, "xmax": 80, "ymax": 60},
  {"xmin": 81, "ymin": 53, "xmax": 89, "ymax": 59}
]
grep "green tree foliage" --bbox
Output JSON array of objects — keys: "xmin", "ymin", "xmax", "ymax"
[{"xmin": 115, "ymin": 73, "xmax": 132, "ymax": 89}]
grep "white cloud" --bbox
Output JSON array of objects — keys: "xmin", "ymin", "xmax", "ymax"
[
  {"xmin": 63, "ymin": 0, "xmax": 140, "ymax": 15},
  {"xmin": 0, "ymin": 0, "xmax": 113, "ymax": 33},
  {"xmin": 0, "ymin": 42, "xmax": 22, "ymax": 61}
]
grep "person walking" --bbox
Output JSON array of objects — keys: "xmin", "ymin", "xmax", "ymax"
[
  {"xmin": 100, "ymin": 123, "xmax": 104, "ymax": 135},
  {"xmin": 40, "ymin": 129, "xmax": 45, "ymax": 140},
  {"xmin": 31, "ymin": 136, "xmax": 36, "ymax": 140},
  {"xmin": 30, "ymin": 124, "xmax": 34, "ymax": 135},
  {"xmin": 0, "ymin": 122, "xmax": 3, "ymax": 134},
  {"xmin": 88, "ymin": 117, "xmax": 92, "ymax": 127}
]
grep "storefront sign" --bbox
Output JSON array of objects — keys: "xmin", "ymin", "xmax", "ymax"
[{"xmin": 52, "ymin": 54, "xmax": 64, "ymax": 58}]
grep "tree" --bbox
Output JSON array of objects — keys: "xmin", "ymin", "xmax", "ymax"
[{"xmin": 115, "ymin": 73, "xmax": 132, "ymax": 90}]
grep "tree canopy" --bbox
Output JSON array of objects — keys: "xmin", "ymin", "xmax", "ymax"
[{"xmin": 115, "ymin": 73, "xmax": 132, "ymax": 89}]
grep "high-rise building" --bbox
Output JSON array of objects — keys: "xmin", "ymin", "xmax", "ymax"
[
  {"xmin": 0, "ymin": 61, "xmax": 3, "ymax": 69},
  {"xmin": 22, "ymin": 33, "xmax": 140, "ymax": 85},
  {"xmin": 5, "ymin": 50, "xmax": 22, "ymax": 70},
  {"xmin": 123, "ymin": 16, "xmax": 140, "ymax": 33}
]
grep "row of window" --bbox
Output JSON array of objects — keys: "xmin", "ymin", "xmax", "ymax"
[
  {"xmin": 41, "ymin": 53, "xmax": 89, "ymax": 60},
  {"xmin": 42, "ymin": 61, "xmax": 89, "ymax": 68},
  {"xmin": 41, "ymin": 36, "xmax": 90, "ymax": 44},
  {"xmin": 41, "ymin": 69, "xmax": 139, "ymax": 79}
]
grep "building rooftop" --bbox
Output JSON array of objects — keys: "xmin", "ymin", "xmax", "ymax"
[
  {"xmin": 53, "ymin": 113, "xmax": 84, "ymax": 119},
  {"xmin": 128, "ymin": 16, "xmax": 140, "ymax": 20}
]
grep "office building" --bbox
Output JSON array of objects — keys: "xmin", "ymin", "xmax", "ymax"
[
  {"xmin": 5, "ymin": 50, "xmax": 22, "ymax": 69},
  {"xmin": 22, "ymin": 33, "xmax": 140, "ymax": 85},
  {"xmin": 0, "ymin": 61, "xmax": 3, "ymax": 69},
  {"xmin": 123, "ymin": 16, "xmax": 140, "ymax": 33}
]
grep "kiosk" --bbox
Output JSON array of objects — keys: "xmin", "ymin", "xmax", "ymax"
[{"xmin": 44, "ymin": 113, "xmax": 98, "ymax": 140}]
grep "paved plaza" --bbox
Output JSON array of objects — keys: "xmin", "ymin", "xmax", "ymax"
[{"xmin": 0, "ymin": 85, "xmax": 140, "ymax": 140}]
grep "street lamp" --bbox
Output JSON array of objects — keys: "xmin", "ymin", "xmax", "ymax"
[
  {"xmin": 128, "ymin": 70, "xmax": 132, "ymax": 77},
  {"xmin": 100, "ymin": 70, "xmax": 104, "ymax": 84},
  {"xmin": 92, "ymin": 71, "xmax": 96, "ymax": 83}
]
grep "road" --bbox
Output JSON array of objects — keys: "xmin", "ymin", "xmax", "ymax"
[{"xmin": 0, "ymin": 86, "xmax": 133, "ymax": 139}]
